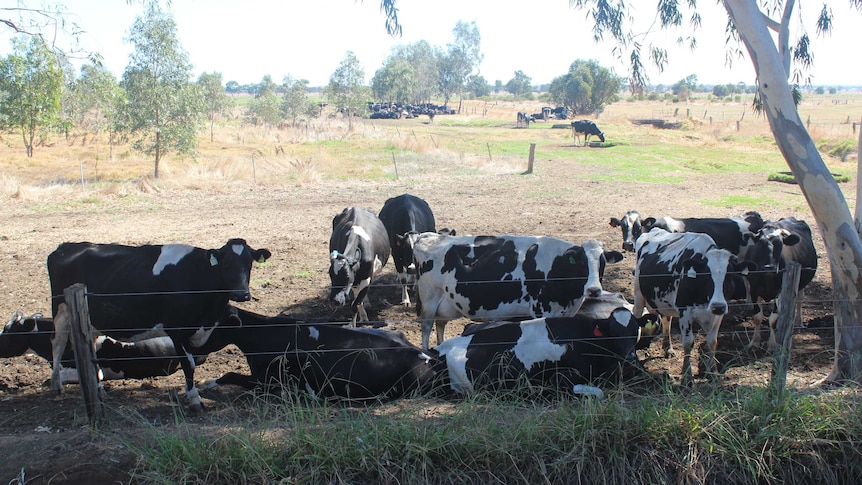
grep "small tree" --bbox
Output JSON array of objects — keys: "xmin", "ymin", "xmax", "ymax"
[
  {"xmin": 246, "ymin": 75, "xmax": 282, "ymax": 127},
  {"xmin": 0, "ymin": 36, "xmax": 63, "ymax": 157},
  {"xmin": 371, "ymin": 57, "xmax": 414, "ymax": 105},
  {"xmin": 121, "ymin": 2, "xmax": 202, "ymax": 178},
  {"xmin": 281, "ymin": 75, "xmax": 310, "ymax": 124},
  {"xmin": 325, "ymin": 51, "xmax": 371, "ymax": 130},
  {"xmin": 549, "ymin": 59, "xmax": 620, "ymax": 115},
  {"xmin": 198, "ymin": 71, "xmax": 232, "ymax": 142},
  {"xmin": 505, "ymin": 70, "xmax": 532, "ymax": 99}
]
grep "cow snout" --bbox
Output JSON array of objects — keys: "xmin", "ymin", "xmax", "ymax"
[
  {"xmin": 230, "ymin": 290, "xmax": 251, "ymax": 302},
  {"xmin": 586, "ymin": 286, "xmax": 602, "ymax": 298},
  {"xmin": 710, "ymin": 302, "xmax": 727, "ymax": 315},
  {"xmin": 331, "ymin": 291, "xmax": 348, "ymax": 306},
  {"xmin": 622, "ymin": 241, "xmax": 635, "ymax": 252}
]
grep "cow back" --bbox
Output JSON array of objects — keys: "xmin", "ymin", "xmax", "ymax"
[{"xmin": 378, "ymin": 194, "xmax": 435, "ymax": 272}]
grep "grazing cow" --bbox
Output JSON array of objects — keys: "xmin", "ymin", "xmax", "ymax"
[
  {"xmin": 430, "ymin": 308, "xmax": 659, "ymax": 396},
  {"xmin": 198, "ymin": 308, "xmax": 438, "ymax": 401},
  {"xmin": 378, "ymin": 194, "xmax": 437, "ymax": 307},
  {"xmin": 329, "ymin": 207, "xmax": 391, "ymax": 326},
  {"xmin": 410, "ymin": 233, "xmax": 624, "ymax": 349},
  {"xmin": 47, "ymin": 238, "xmax": 271, "ymax": 412},
  {"xmin": 634, "ymin": 229, "xmax": 755, "ymax": 383},
  {"xmin": 747, "ymin": 217, "xmax": 818, "ymax": 349},
  {"xmin": 571, "ymin": 120, "xmax": 605, "ymax": 146},
  {"xmin": 516, "ymin": 111, "xmax": 533, "ymax": 128},
  {"xmin": 1, "ymin": 311, "xmax": 200, "ymax": 382}
]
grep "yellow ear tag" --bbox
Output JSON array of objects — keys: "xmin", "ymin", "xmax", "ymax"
[{"xmin": 258, "ymin": 255, "xmax": 266, "ymax": 264}]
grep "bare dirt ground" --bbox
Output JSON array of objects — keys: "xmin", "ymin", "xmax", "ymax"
[{"xmin": 0, "ymin": 145, "xmax": 839, "ymax": 483}]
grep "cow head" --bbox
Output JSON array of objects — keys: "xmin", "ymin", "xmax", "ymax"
[
  {"xmin": 679, "ymin": 249, "xmax": 755, "ymax": 316},
  {"xmin": 394, "ymin": 232, "xmax": 419, "ymax": 276},
  {"xmin": 609, "ymin": 210, "xmax": 645, "ymax": 252},
  {"xmin": 568, "ymin": 239, "xmax": 623, "ymax": 298},
  {"xmin": 742, "ymin": 227, "xmax": 801, "ymax": 302},
  {"xmin": 209, "ymin": 239, "xmax": 271, "ymax": 302},
  {"xmin": 597, "ymin": 131, "xmax": 606, "ymax": 143},
  {"xmin": 329, "ymin": 249, "xmax": 359, "ymax": 305}
]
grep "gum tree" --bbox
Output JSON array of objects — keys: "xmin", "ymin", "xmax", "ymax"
[{"xmin": 567, "ymin": 0, "xmax": 862, "ymax": 383}]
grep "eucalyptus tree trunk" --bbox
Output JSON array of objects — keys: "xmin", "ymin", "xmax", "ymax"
[{"xmin": 725, "ymin": 0, "xmax": 862, "ymax": 382}]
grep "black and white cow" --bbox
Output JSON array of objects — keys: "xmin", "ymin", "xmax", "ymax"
[
  {"xmin": 429, "ymin": 308, "xmax": 658, "ymax": 396},
  {"xmin": 516, "ymin": 111, "xmax": 533, "ymax": 128},
  {"xmin": 633, "ymin": 229, "xmax": 755, "ymax": 383},
  {"xmin": 198, "ymin": 308, "xmax": 438, "ymax": 401},
  {"xmin": 328, "ymin": 207, "xmax": 391, "ymax": 326},
  {"xmin": 378, "ymin": 194, "xmax": 437, "ymax": 307},
  {"xmin": 610, "ymin": 210, "xmax": 765, "ymax": 254},
  {"xmin": 410, "ymin": 233, "xmax": 624, "ymax": 349},
  {"xmin": 571, "ymin": 120, "xmax": 605, "ymax": 146},
  {"xmin": 47, "ymin": 238, "xmax": 271, "ymax": 411},
  {"xmin": 1, "ymin": 311, "xmax": 201, "ymax": 382},
  {"xmin": 747, "ymin": 217, "xmax": 818, "ymax": 349}
]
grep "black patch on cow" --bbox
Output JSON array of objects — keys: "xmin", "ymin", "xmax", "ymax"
[{"xmin": 441, "ymin": 237, "xmax": 525, "ymax": 315}]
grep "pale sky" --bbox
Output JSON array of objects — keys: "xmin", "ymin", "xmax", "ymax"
[{"xmin": 3, "ymin": 1, "xmax": 858, "ymax": 88}]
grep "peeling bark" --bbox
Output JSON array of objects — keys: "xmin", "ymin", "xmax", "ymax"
[{"xmin": 725, "ymin": 0, "xmax": 862, "ymax": 383}]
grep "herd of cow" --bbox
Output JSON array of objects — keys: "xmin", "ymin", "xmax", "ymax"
[{"xmin": 0, "ymin": 193, "xmax": 817, "ymax": 412}]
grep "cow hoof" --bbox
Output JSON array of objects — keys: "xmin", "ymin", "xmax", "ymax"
[{"xmin": 189, "ymin": 401, "xmax": 204, "ymax": 414}]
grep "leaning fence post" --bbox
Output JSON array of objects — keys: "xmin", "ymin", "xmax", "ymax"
[
  {"xmin": 64, "ymin": 283, "xmax": 105, "ymax": 427},
  {"xmin": 770, "ymin": 261, "xmax": 802, "ymax": 399},
  {"xmin": 523, "ymin": 143, "xmax": 536, "ymax": 175}
]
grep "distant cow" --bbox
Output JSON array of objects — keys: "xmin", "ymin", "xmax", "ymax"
[
  {"xmin": 198, "ymin": 308, "xmax": 438, "ymax": 401},
  {"xmin": 378, "ymin": 194, "xmax": 437, "ymax": 307},
  {"xmin": 516, "ymin": 112, "xmax": 533, "ymax": 128},
  {"xmin": 0, "ymin": 311, "xmax": 202, "ymax": 382},
  {"xmin": 410, "ymin": 233, "xmax": 624, "ymax": 349},
  {"xmin": 329, "ymin": 207, "xmax": 391, "ymax": 326},
  {"xmin": 47, "ymin": 238, "xmax": 270, "ymax": 412},
  {"xmin": 634, "ymin": 229, "xmax": 755, "ymax": 383},
  {"xmin": 571, "ymin": 120, "xmax": 605, "ymax": 146},
  {"xmin": 430, "ymin": 308, "xmax": 659, "ymax": 396},
  {"xmin": 748, "ymin": 217, "xmax": 818, "ymax": 350}
]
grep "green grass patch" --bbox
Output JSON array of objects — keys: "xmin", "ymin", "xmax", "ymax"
[
  {"xmin": 127, "ymin": 386, "xmax": 862, "ymax": 484},
  {"xmin": 700, "ymin": 194, "xmax": 776, "ymax": 209},
  {"xmin": 768, "ymin": 171, "xmax": 850, "ymax": 184}
]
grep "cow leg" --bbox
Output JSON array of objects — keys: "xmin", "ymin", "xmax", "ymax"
[
  {"xmin": 746, "ymin": 303, "xmax": 767, "ymax": 350},
  {"xmin": 350, "ymin": 279, "xmax": 372, "ymax": 326},
  {"xmin": 679, "ymin": 316, "xmax": 695, "ymax": 386},
  {"xmin": 178, "ymin": 345, "xmax": 203, "ymax": 412},
  {"xmin": 702, "ymin": 315, "xmax": 724, "ymax": 381},
  {"xmin": 399, "ymin": 272, "xmax": 412, "ymax": 307},
  {"xmin": 661, "ymin": 316, "xmax": 674, "ymax": 357},
  {"xmin": 766, "ymin": 311, "xmax": 780, "ymax": 352},
  {"xmin": 419, "ymin": 300, "xmax": 441, "ymax": 350},
  {"xmin": 434, "ymin": 319, "xmax": 449, "ymax": 346},
  {"xmin": 50, "ymin": 303, "xmax": 72, "ymax": 394}
]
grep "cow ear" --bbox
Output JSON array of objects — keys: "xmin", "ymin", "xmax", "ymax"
[
  {"xmin": 642, "ymin": 217, "xmax": 656, "ymax": 230},
  {"xmin": 604, "ymin": 250, "xmax": 624, "ymax": 264},
  {"xmin": 782, "ymin": 233, "xmax": 800, "ymax": 246},
  {"xmin": 254, "ymin": 248, "xmax": 271, "ymax": 263},
  {"xmin": 609, "ymin": 218, "xmax": 621, "ymax": 228}
]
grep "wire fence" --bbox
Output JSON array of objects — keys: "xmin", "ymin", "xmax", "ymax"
[{"xmin": 5, "ymin": 264, "xmax": 835, "ymax": 366}]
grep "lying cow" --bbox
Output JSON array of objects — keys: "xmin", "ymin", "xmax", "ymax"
[
  {"xmin": 328, "ymin": 207, "xmax": 391, "ymax": 326},
  {"xmin": 378, "ymin": 194, "xmax": 437, "ymax": 307},
  {"xmin": 572, "ymin": 120, "xmax": 605, "ymax": 146},
  {"xmin": 430, "ymin": 307, "xmax": 659, "ymax": 396},
  {"xmin": 1, "ymin": 311, "xmax": 203, "ymax": 383},
  {"xmin": 47, "ymin": 238, "xmax": 270, "ymax": 412},
  {"xmin": 410, "ymin": 233, "xmax": 624, "ymax": 349},
  {"xmin": 198, "ymin": 308, "xmax": 438, "ymax": 402},
  {"xmin": 747, "ymin": 217, "xmax": 818, "ymax": 350},
  {"xmin": 634, "ymin": 229, "xmax": 755, "ymax": 383}
]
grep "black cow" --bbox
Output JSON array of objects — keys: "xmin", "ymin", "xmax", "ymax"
[
  {"xmin": 516, "ymin": 111, "xmax": 533, "ymax": 128},
  {"xmin": 197, "ymin": 308, "xmax": 438, "ymax": 401},
  {"xmin": 378, "ymin": 194, "xmax": 437, "ymax": 307},
  {"xmin": 47, "ymin": 238, "xmax": 271, "ymax": 412},
  {"xmin": 571, "ymin": 120, "xmax": 605, "ymax": 146},
  {"xmin": 747, "ymin": 217, "xmax": 818, "ymax": 349},
  {"xmin": 329, "ymin": 207, "xmax": 391, "ymax": 326},
  {"xmin": 0, "ymin": 311, "xmax": 201, "ymax": 382},
  {"xmin": 429, "ymin": 307, "xmax": 658, "ymax": 396},
  {"xmin": 634, "ymin": 229, "xmax": 755, "ymax": 383},
  {"xmin": 410, "ymin": 233, "xmax": 624, "ymax": 349}
]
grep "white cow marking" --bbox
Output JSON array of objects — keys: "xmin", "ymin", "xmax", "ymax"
[
  {"xmin": 513, "ymin": 319, "xmax": 566, "ymax": 371},
  {"xmin": 308, "ymin": 326, "xmax": 320, "ymax": 340},
  {"xmin": 611, "ymin": 308, "xmax": 631, "ymax": 328},
  {"xmin": 352, "ymin": 226, "xmax": 372, "ymax": 242},
  {"xmin": 190, "ymin": 323, "xmax": 218, "ymax": 348},
  {"xmin": 231, "ymin": 244, "xmax": 244, "ymax": 256},
  {"xmin": 435, "ymin": 335, "xmax": 474, "ymax": 394},
  {"xmin": 153, "ymin": 245, "xmax": 194, "ymax": 275}
]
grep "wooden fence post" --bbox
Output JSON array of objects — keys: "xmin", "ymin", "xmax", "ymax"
[
  {"xmin": 64, "ymin": 283, "xmax": 105, "ymax": 427},
  {"xmin": 523, "ymin": 143, "xmax": 536, "ymax": 175},
  {"xmin": 770, "ymin": 261, "xmax": 802, "ymax": 399}
]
